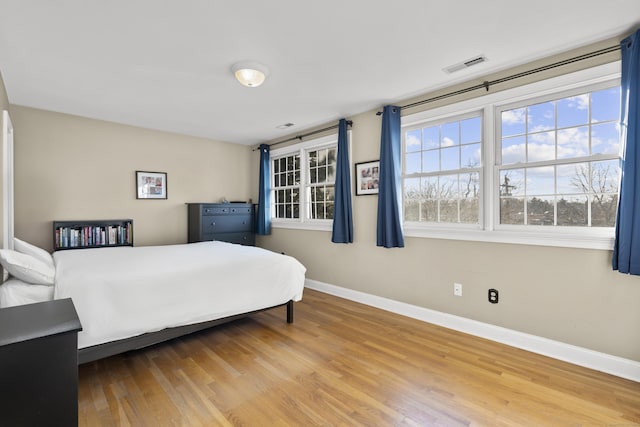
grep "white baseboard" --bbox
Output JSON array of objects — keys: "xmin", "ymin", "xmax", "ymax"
[{"xmin": 305, "ymin": 279, "xmax": 640, "ymax": 383}]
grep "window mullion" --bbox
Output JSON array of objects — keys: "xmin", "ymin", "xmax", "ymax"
[
  {"xmin": 484, "ymin": 105, "xmax": 495, "ymax": 232},
  {"xmin": 300, "ymin": 149, "xmax": 307, "ymax": 222},
  {"xmin": 551, "ymin": 163, "xmax": 556, "ymax": 226},
  {"xmin": 587, "ymin": 163, "xmax": 594, "ymax": 227}
]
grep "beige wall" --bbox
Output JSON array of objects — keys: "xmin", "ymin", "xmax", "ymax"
[
  {"xmin": 0, "ymin": 70, "xmax": 8, "ymax": 111},
  {"xmin": 11, "ymin": 106, "xmax": 252, "ymax": 251},
  {"xmin": 0, "ymin": 71, "xmax": 10, "ymax": 254},
  {"xmin": 255, "ymin": 37, "xmax": 640, "ymax": 362}
]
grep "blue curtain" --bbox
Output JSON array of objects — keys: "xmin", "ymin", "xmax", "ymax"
[
  {"xmin": 332, "ymin": 119, "xmax": 353, "ymax": 243},
  {"xmin": 613, "ymin": 29, "xmax": 640, "ymax": 274},
  {"xmin": 376, "ymin": 105, "xmax": 404, "ymax": 248},
  {"xmin": 256, "ymin": 143, "xmax": 271, "ymax": 235}
]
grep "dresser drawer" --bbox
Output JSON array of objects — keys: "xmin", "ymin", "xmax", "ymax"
[
  {"xmin": 202, "ymin": 206, "xmax": 253, "ymax": 216},
  {"xmin": 202, "ymin": 214, "xmax": 252, "ymax": 234},
  {"xmin": 228, "ymin": 206, "xmax": 252, "ymax": 215},
  {"xmin": 221, "ymin": 232, "xmax": 255, "ymax": 245},
  {"xmin": 202, "ymin": 232, "xmax": 255, "ymax": 246},
  {"xmin": 202, "ymin": 206, "xmax": 229, "ymax": 215}
]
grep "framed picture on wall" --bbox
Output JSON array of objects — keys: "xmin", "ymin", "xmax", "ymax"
[
  {"xmin": 355, "ymin": 160, "xmax": 380, "ymax": 196},
  {"xmin": 136, "ymin": 171, "xmax": 167, "ymax": 199}
]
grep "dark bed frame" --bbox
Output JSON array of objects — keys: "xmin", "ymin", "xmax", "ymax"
[{"xmin": 78, "ymin": 300, "xmax": 294, "ymax": 364}]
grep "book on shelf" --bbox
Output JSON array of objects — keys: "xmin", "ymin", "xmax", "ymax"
[{"xmin": 54, "ymin": 220, "xmax": 133, "ymax": 250}]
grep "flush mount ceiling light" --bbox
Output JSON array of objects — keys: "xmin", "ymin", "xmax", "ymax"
[{"xmin": 231, "ymin": 61, "xmax": 269, "ymax": 87}]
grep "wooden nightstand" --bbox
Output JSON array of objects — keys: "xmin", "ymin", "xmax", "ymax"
[{"xmin": 0, "ymin": 298, "xmax": 82, "ymax": 426}]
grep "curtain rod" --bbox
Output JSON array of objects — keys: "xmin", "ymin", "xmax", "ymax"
[
  {"xmin": 376, "ymin": 44, "xmax": 621, "ymax": 115},
  {"xmin": 252, "ymin": 120, "xmax": 353, "ymax": 151}
]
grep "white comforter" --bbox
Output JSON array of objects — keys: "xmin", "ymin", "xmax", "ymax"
[{"xmin": 53, "ymin": 241, "xmax": 306, "ymax": 349}]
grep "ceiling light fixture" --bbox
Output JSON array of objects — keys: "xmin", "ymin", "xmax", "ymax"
[{"xmin": 231, "ymin": 61, "xmax": 269, "ymax": 87}]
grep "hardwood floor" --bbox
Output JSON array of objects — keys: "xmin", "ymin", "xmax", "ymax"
[{"xmin": 78, "ymin": 289, "xmax": 640, "ymax": 426}]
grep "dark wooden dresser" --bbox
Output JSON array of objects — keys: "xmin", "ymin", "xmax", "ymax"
[
  {"xmin": 187, "ymin": 203, "xmax": 255, "ymax": 246},
  {"xmin": 0, "ymin": 298, "xmax": 82, "ymax": 426}
]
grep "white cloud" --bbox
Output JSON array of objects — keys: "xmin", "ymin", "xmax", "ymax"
[
  {"xmin": 406, "ymin": 133, "xmax": 421, "ymax": 148},
  {"xmin": 502, "ymin": 144, "xmax": 526, "ymax": 164},
  {"xmin": 564, "ymin": 94, "xmax": 589, "ymax": 110},
  {"xmin": 442, "ymin": 137, "xmax": 455, "ymax": 147},
  {"xmin": 591, "ymin": 123, "xmax": 621, "ymax": 155},
  {"xmin": 526, "ymin": 131, "xmax": 555, "ymax": 162},
  {"xmin": 557, "ymin": 127, "xmax": 588, "ymax": 158},
  {"xmin": 529, "ymin": 124, "xmax": 552, "ymax": 133},
  {"xmin": 591, "ymin": 135, "xmax": 620, "ymax": 155},
  {"xmin": 502, "ymin": 108, "xmax": 525, "ymax": 124},
  {"xmin": 527, "ymin": 143, "xmax": 556, "ymax": 162},
  {"xmin": 528, "ymin": 131, "xmax": 554, "ymax": 144}
]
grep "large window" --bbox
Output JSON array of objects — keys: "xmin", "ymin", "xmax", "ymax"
[
  {"xmin": 271, "ymin": 134, "xmax": 338, "ymax": 226},
  {"xmin": 401, "ymin": 62, "xmax": 621, "ymax": 249},
  {"xmin": 498, "ymin": 86, "xmax": 620, "ymax": 228},
  {"xmin": 403, "ymin": 114, "xmax": 482, "ymax": 224}
]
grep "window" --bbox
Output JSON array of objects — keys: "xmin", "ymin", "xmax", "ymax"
[
  {"xmin": 271, "ymin": 134, "xmax": 340, "ymax": 228},
  {"xmin": 401, "ymin": 62, "xmax": 621, "ymax": 249},
  {"xmin": 272, "ymin": 154, "xmax": 300, "ymax": 219},
  {"xmin": 498, "ymin": 86, "xmax": 620, "ymax": 228},
  {"xmin": 403, "ymin": 114, "xmax": 482, "ymax": 225},
  {"xmin": 308, "ymin": 147, "xmax": 337, "ymax": 219}
]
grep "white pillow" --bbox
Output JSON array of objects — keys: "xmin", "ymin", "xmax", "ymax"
[
  {"xmin": 13, "ymin": 237, "xmax": 54, "ymax": 269},
  {"xmin": 0, "ymin": 249, "xmax": 55, "ymax": 286}
]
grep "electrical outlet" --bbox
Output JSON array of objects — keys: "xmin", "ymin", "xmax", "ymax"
[
  {"xmin": 454, "ymin": 282, "xmax": 463, "ymax": 296},
  {"xmin": 488, "ymin": 288, "xmax": 499, "ymax": 304}
]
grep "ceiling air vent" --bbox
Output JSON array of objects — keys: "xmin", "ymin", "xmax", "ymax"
[
  {"xmin": 276, "ymin": 123, "xmax": 295, "ymax": 129},
  {"xmin": 443, "ymin": 55, "xmax": 488, "ymax": 74}
]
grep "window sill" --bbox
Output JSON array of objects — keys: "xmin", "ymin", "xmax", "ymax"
[
  {"xmin": 269, "ymin": 220, "xmax": 613, "ymax": 250},
  {"xmin": 271, "ymin": 220, "xmax": 333, "ymax": 232},
  {"xmin": 403, "ymin": 224, "xmax": 614, "ymax": 251}
]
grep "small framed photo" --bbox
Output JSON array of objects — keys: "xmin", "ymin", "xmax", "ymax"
[
  {"xmin": 136, "ymin": 171, "xmax": 167, "ymax": 199},
  {"xmin": 355, "ymin": 160, "xmax": 380, "ymax": 196}
]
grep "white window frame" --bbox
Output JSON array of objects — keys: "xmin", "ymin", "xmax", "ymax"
[
  {"xmin": 402, "ymin": 61, "xmax": 621, "ymax": 250},
  {"xmin": 271, "ymin": 132, "xmax": 350, "ymax": 231},
  {"xmin": 402, "ymin": 110, "xmax": 485, "ymax": 228}
]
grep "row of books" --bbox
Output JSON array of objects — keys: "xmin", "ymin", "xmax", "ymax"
[{"xmin": 55, "ymin": 223, "xmax": 132, "ymax": 249}]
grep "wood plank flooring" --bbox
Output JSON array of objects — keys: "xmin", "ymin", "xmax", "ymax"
[{"xmin": 78, "ymin": 289, "xmax": 640, "ymax": 426}]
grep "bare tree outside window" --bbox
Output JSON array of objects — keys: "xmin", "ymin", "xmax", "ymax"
[
  {"xmin": 498, "ymin": 162, "xmax": 619, "ymax": 227},
  {"xmin": 403, "ymin": 115, "xmax": 482, "ymax": 224},
  {"xmin": 498, "ymin": 85, "xmax": 620, "ymax": 228}
]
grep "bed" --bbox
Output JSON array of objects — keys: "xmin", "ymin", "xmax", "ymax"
[{"xmin": 0, "ymin": 239, "xmax": 306, "ymax": 363}]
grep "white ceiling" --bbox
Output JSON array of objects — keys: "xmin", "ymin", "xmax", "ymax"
[{"xmin": 0, "ymin": 1, "xmax": 638, "ymax": 146}]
